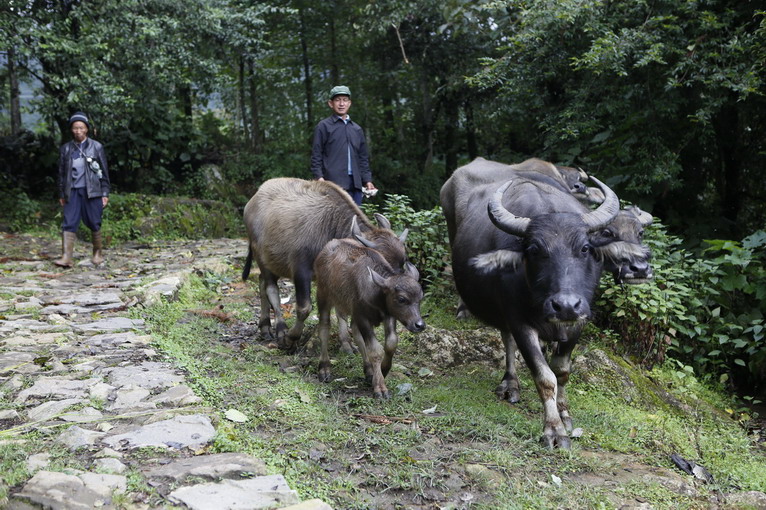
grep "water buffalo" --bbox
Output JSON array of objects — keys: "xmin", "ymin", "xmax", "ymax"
[
  {"xmin": 242, "ymin": 178, "xmax": 407, "ymax": 351},
  {"xmin": 444, "ymin": 158, "xmax": 652, "ymax": 318},
  {"xmin": 314, "ymin": 238, "xmax": 425, "ymax": 398},
  {"xmin": 441, "ymin": 166, "xmax": 621, "ymax": 448}
]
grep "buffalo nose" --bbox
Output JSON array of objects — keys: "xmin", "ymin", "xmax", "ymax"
[
  {"xmin": 409, "ymin": 320, "xmax": 426, "ymax": 333},
  {"xmin": 547, "ymin": 293, "xmax": 589, "ymax": 321}
]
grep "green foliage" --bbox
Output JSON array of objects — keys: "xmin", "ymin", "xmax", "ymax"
[
  {"xmin": 0, "ymin": 190, "xmax": 45, "ymax": 232},
  {"xmin": 362, "ymin": 194, "xmax": 450, "ymax": 291},
  {"xmin": 102, "ymin": 194, "xmax": 244, "ymax": 243},
  {"xmin": 596, "ymin": 222, "xmax": 766, "ymax": 391}
]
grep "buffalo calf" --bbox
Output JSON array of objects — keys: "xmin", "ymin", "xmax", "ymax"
[{"xmin": 314, "ymin": 238, "xmax": 425, "ymax": 398}]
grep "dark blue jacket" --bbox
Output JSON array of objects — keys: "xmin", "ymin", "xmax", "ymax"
[
  {"xmin": 58, "ymin": 138, "xmax": 110, "ymax": 201},
  {"xmin": 310, "ymin": 115, "xmax": 371, "ymax": 189}
]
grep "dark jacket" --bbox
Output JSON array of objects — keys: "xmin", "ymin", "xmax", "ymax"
[
  {"xmin": 58, "ymin": 138, "xmax": 110, "ymax": 201},
  {"xmin": 310, "ymin": 115, "xmax": 371, "ymax": 189}
]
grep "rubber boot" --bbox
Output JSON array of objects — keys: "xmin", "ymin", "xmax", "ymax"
[
  {"xmin": 91, "ymin": 230, "xmax": 104, "ymax": 265},
  {"xmin": 53, "ymin": 231, "xmax": 76, "ymax": 267}
]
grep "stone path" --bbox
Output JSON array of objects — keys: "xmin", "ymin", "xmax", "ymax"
[{"xmin": 0, "ymin": 233, "xmax": 332, "ymax": 510}]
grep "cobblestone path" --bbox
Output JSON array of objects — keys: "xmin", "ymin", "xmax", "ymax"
[{"xmin": 0, "ymin": 233, "xmax": 331, "ymax": 510}]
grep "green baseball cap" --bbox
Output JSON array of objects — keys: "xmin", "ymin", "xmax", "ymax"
[{"xmin": 329, "ymin": 85, "xmax": 351, "ymax": 99}]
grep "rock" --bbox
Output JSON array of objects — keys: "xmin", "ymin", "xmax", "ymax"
[
  {"xmin": 409, "ymin": 327, "xmax": 505, "ymax": 367},
  {"xmin": 102, "ymin": 414, "xmax": 215, "ymax": 450},
  {"xmin": 73, "ymin": 317, "xmax": 145, "ymax": 334},
  {"xmin": 100, "ymin": 362, "xmax": 184, "ymax": 390},
  {"xmin": 725, "ymin": 491, "xmax": 766, "ymax": 508},
  {"xmin": 93, "ymin": 457, "xmax": 127, "ymax": 474},
  {"xmin": 146, "ymin": 453, "xmax": 269, "ymax": 482},
  {"xmin": 12, "ymin": 470, "xmax": 127, "ymax": 510},
  {"xmin": 16, "ymin": 377, "xmax": 100, "ymax": 403},
  {"xmin": 56, "ymin": 426, "xmax": 107, "ymax": 451},
  {"xmin": 168, "ymin": 475, "xmax": 300, "ymax": 510},
  {"xmin": 149, "ymin": 384, "xmax": 202, "ymax": 406},
  {"xmin": 26, "ymin": 453, "xmax": 51, "ymax": 473},
  {"xmin": 27, "ymin": 398, "xmax": 85, "ymax": 422}
]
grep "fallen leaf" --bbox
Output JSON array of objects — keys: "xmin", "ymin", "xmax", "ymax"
[
  {"xmin": 224, "ymin": 409, "xmax": 249, "ymax": 423},
  {"xmin": 571, "ymin": 427, "xmax": 584, "ymax": 438},
  {"xmin": 417, "ymin": 367, "xmax": 434, "ymax": 377},
  {"xmin": 422, "ymin": 405, "xmax": 438, "ymax": 414},
  {"xmin": 296, "ymin": 388, "xmax": 312, "ymax": 403},
  {"xmin": 551, "ymin": 474, "xmax": 562, "ymax": 486}
]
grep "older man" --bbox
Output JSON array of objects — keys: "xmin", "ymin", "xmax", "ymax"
[{"xmin": 310, "ymin": 85, "xmax": 376, "ymax": 205}]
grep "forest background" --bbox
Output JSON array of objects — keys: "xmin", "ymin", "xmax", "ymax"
[{"xmin": 0, "ymin": 0, "xmax": 765, "ymax": 395}]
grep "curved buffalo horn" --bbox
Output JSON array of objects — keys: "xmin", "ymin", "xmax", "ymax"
[
  {"xmin": 581, "ymin": 176, "xmax": 619, "ymax": 231},
  {"xmin": 350, "ymin": 215, "xmax": 361, "ymax": 237},
  {"xmin": 577, "ymin": 167, "xmax": 588, "ymax": 181},
  {"xmin": 487, "ymin": 180, "xmax": 531, "ymax": 236},
  {"xmin": 399, "ymin": 228, "xmax": 409, "ymax": 243},
  {"xmin": 374, "ymin": 213, "xmax": 392, "ymax": 230},
  {"xmin": 355, "ymin": 233, "xmax": 378, "ymax": 249}
]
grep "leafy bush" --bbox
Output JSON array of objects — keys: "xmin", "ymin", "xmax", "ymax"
[
  {"xmin": 596, "ymin": 222, "xmax": 766, "ymax": 393},
  {"xmin": 102, "ymin": 194, "xmax": 244, "ymax": 244},
  {"xmin": 0, "ymin": 190, "xmax": 46, "ymax": 232},
  {"xmin": 362, "ymin": 194, "xmax": 450, "ymax": 291}
]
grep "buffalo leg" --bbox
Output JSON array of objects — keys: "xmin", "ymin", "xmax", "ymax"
[
  {"xmin": 550, "ymin": 341, "xmax": 576, "ymax": 432},
  {"xmin": 285, "ymin": 265, "xmax": 312, "ymax": 350},
  {"xmin": 316, "ymin": 293, "xmax": 333, "ymax": 383},
  {"xmin": 336, "ymin": 313, "xmax": 356, "ymax": 354},
  {"xmin": 352, "ymin": 324, "xmax": 372, "ymax": 382},
  {"xmin": 258, "ymin": 268, "xmax": 283, "ymax": 340},
  {"xmin": 380, "ymin": 316, "xmax": 398, "ymax": 377},
  {"xmin": 355, "ymin": 321, "xmax": 390, "ymax": 399},
  {"xmin": 514, "ymin": 326, "xmax": 570, "ymax": 449},
  {"xmin": 495, "ymin": 330, "xmax": 521, "ymax": 404}
]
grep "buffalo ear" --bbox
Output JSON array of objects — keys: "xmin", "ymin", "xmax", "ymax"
[
  {"xmin": 627, "ymin": 206, "xmax": 653, "ymax": 226},
  {"xmin": 374, "ymin": 213, "xmax": 392, "ymax": 230},
  {"xmin": 368, "ymin": 267, "xmax": 388, "ymax": 288},
  {"xmin": 403, "ymin": 261, "xmax": 420, "ymax": 281},
  {"xmin": 470, "ymin": 249, "xmax": 523, "ymax": 274}
]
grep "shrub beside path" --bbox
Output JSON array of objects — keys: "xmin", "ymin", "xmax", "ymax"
[{"xmin": 0, "ymin": 233, "xmax": 332, "ymax": 510}]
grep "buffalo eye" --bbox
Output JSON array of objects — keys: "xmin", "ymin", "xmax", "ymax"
[
  {"xmin": 396, "ymin": 296, "xmax": 408, "ymax": 305},
  {"xmin": 638, "ymin": 230, "xmax": 644, "ymax": 239},
  {"xmin": 581, "ymin": 244, "xmax": 592, "ymax": 255},
  {"xmin": 601, "ymin": 229, "xmax": 614, "ymax": 238}
]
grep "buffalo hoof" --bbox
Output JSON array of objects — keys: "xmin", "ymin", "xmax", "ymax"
[
  {"xmin": 494, "ymin": 381, "xmax": 520, "ymax": 404},
  {"xmin": 318, "ymin": 365, "xmax": 332, "ymax": 383},
  {"xmin": 277, "ymin": 337, "xmax": 297, "ymax": 353},
  {"xmin": 540, "ymin": 433, "xmax": 571, "ymax": 450},
  {"xmin": 373, "ymin": 389, "xmax": 391, "ymax": 400},
  {"xmin": 339, "ymin": 340, "xmax": 357, "ymax": 354},
  {"xmin": 561, "ymin": 416, "xmax": 573, "ymax": 433}
]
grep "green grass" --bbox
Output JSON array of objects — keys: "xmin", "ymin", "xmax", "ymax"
[{"xmin": 132, "ymin": 270, "xmax": 766, "ymax": 508}]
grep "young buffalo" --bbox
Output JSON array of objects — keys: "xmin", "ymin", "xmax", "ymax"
[{"xmin": 314, "ymin": 238, "xmax": 425, "ymax": 398}]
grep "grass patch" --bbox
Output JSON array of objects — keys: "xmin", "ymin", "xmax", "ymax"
[{"xmin": 135, "ymin": 271, "xmax": 766, "ymax": 509}]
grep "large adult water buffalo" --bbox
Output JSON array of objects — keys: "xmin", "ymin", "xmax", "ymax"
[
  {"xmin": 440, "ymin": 165, "xmax": 621, "ymax": 448},
  {"xmin": 242, "ymin": 178, "xmax": 407, "ymax": 351}
]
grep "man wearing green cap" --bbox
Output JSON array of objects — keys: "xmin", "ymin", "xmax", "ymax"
[{"xmin": 310, "ymin": 85, "xmax": 376, "ymax": 205}]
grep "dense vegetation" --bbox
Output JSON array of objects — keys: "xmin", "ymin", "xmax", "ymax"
[{"xmin": 1, "ymin": 2, "xmax": 764, "ymax": 397}]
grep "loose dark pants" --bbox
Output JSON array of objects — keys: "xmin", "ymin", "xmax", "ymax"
[
  {"xmin": 344, "ymin": 175, "xmax": 363, "ymax": 205},
  {"xmin": 62, "ymin": 187, "xmax": 103, "ymax": 233}
]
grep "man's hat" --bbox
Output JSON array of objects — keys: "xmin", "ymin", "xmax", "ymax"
[
  {"xmin": 68, "ymin": 112, "xmax": 90, "ymax": 128},
  {"xmin": 329, "ymin": 85, "xmax": 351, "ymax": 100}
]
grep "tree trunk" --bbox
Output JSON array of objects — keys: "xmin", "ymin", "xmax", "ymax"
[
  {"xmin": 465, "ymin": 101, "xmax": 478, "ymax": 162},
  {"xmin": 329, "ymin": 3, "xmax": 339, "ymax": 85},
  {"xmin": 299, "ymin": 7, "xmax": 313, "ymax": 133},
  {"xmin": 8, "ymin": 46, "xmax": 22, "ymax": 135},
  {"xmin": 444, "ymin": 96, "xmax": 458, "ymax": 178},
  {"xmin": 248, "ymin": 59, "xmax": 262, "ymax": 153},
  {"xmin": 238, "ymin": 58, "xmax": 251, "ymax": 142},
  {"xmin": 713, "ymin": 98, "xmax": 742, "ymax": 236}
]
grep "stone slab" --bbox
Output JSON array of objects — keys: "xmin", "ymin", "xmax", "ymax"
[
  {"xmin": 167, "ymin": 475, "xmax": 300, "ymax": 510},
  {"xmin": 102, "ymin": 414, "xmax": 215, "ymax": 450}
]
